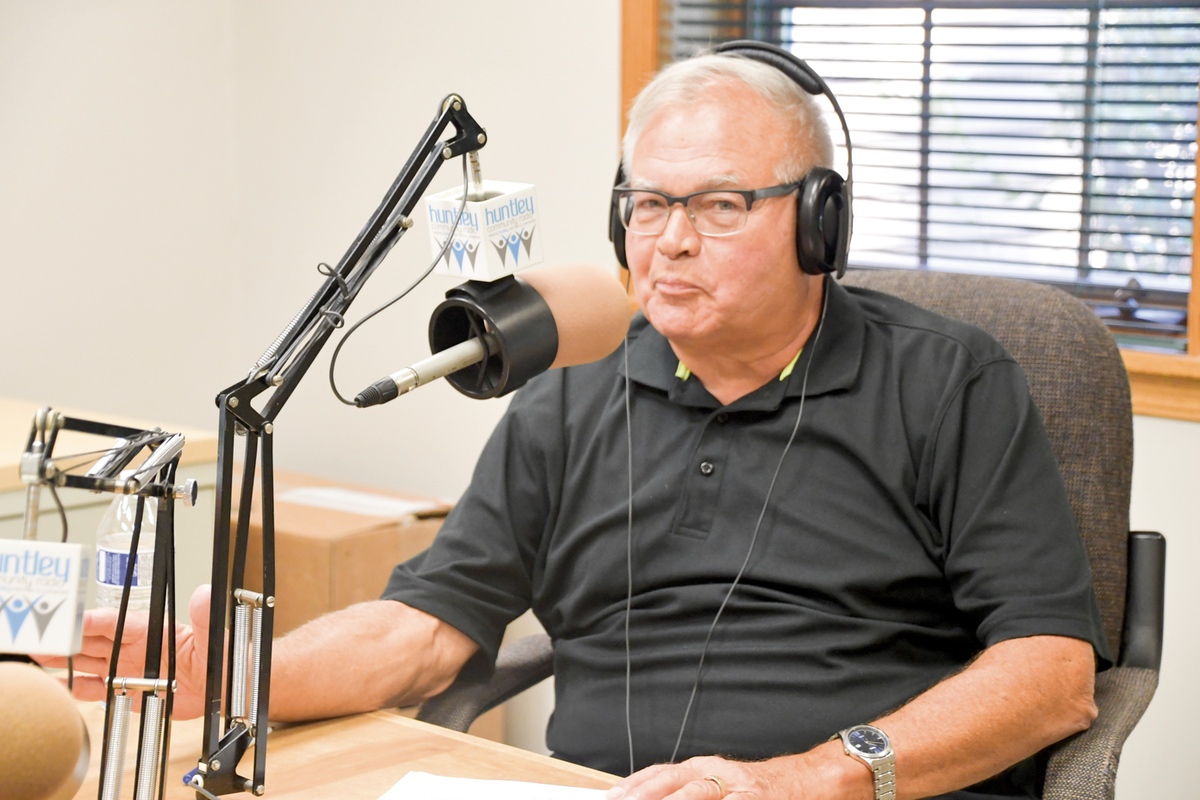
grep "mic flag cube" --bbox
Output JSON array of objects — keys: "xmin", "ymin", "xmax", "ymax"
[
  {"xmin": 0, "ymin": 540, "xmax": 89, "ymax": 656},
  {"xmin": 426, "ymin": 180, "xmax": 543, "ymax": 282}
]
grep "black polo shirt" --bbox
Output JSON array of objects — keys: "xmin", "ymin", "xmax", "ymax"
[{"xmin": 383, "ymin": 277, "xmax": 1109, "ymax": 797}]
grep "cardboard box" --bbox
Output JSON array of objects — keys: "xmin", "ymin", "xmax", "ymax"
[
  {"xmin": 234, "ymin": 470, "xmax": 505, "ymax": 742},
  {"xmin": 235, "ymin": 470, "xmax": 449, "ymax": 636}
]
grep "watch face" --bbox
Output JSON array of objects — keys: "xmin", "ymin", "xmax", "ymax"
[{"xmin": 847, "ymin": 727, "xmax": 889, "ymax": 756}]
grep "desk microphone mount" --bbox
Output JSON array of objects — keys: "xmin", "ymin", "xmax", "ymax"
[
  {"xmin": 19, "ymin": 407, "xmax": 197, "ymax": 800},
  {"xmin": 195, "ymin": 95, "xmax": 486, "ymax": 797}
]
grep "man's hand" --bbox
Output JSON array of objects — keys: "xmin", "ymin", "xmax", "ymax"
[
  {"xmin": 606, "ymin": 747, "xmax": 869, "ymax": 800},
  {"xmin": 33, "ymin": 584, "xmax": 213, "ymax": 719}
]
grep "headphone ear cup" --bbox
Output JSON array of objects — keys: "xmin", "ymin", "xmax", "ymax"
[
  {"xmin": 796, "ymin": 167, "xmax": 850, "ymax": 277},
  {"xmin": 713, "ymin": 41, "xmax": 853, "ymax": 278},
  {"xmin": 610, "ymin": 163, "xmax": 629, "ymax": 270}
]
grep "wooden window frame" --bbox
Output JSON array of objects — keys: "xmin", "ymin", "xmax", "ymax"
[{"xmin": 619, "ymin": 0, "xmax": 1200, "ymax": 421}]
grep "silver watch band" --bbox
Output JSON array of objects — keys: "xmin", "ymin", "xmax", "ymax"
[{"xmin": 870, "ymin": 754, "xmax": 896, "ymax": 800}]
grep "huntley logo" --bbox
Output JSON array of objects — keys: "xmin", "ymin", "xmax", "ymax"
[
  {"xmin": 426, "ymin": 180, "xmax": 543, "ymax": 281},
  {"xmin": 429, "ymin": 206, "xmax": 479, "ymax": 230},
  {"xmin": 0, "ymin": 540, "xmax": 87, "ymax": 656},
  {"xmin": 484, "ymin": 196, "xmax": 536, "ymax": 226}
]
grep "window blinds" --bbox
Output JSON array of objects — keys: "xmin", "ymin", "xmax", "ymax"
[{"xmin": 663, "ymin": 1, "xmax": 1198, "ymax": 351}]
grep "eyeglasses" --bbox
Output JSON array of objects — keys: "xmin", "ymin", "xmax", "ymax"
[{"xmin": 612, "ymin": 183, "xmax": 801, "ymax": 237}]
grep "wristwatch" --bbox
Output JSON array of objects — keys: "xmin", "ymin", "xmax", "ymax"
[{"xmin": 834, "ymin": 724, "xmax": 896, "ymax": 800}]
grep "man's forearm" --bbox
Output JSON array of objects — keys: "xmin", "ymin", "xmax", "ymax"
[
  {"xmin": 612, "ymin": 634, "xmax": 1098, "ymax": 800},
  {"xmin": 267, "ymin": 599, "xmax": 478, "ymax": 722},
  {"xmin": 869, "ymin": 634, "xmax": 1097, "ymax": 799},
  {"xmin": 770, "ymin": 635, "xmax": 1099, "ymax": 800}
]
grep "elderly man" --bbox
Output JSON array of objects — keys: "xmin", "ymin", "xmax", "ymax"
[{"xmin": 54, "ymin": 47, "xmax": 1107, "ymax": 800}]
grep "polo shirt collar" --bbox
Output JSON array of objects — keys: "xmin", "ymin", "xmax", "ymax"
[{"xmin": 620, "ymin": 276, "xmax": 864, "ymax": 410}]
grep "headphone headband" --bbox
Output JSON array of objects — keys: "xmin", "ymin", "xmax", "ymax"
[
  {"xmin": 713, "ymin": 40, "xmax": 826, "ymax": 96},
  {"xmin": 609, "ymin": 40, "xmax": 854, "ymax": 278}
]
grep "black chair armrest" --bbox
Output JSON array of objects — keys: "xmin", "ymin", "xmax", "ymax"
[
  {"xmin": 416, "ymin": 633, "xmax": 554, "ymax": 733},
  {"xmin": 1120, "ymin": 531, "xmax": 1165, "ymax": 670}
]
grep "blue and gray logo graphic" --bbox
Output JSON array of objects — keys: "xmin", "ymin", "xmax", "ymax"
[
  {"xmin": 489, "ymin": 225, "xmax": 537, "ymax": 267},
  {"xmin": 435, "ymin": 236, "xmax": 481, "ymax": 272},
  {"xmin": 436, "ymin": 224, "xmax": 537, "ymax": 273},
  {"xmin": 0, "ymin": 592, "xmax": 66, "ymax": 644}
]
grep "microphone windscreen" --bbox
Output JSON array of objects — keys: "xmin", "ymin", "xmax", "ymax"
[
  {"xmin": 0, "ymin": 662, "xmax": 88, "ymax": 800},
  {"xmin": 518, "ymin": 264, "xmax": 632, "ymax": 369}
]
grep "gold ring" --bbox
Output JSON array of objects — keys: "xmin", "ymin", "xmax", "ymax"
[{"xmin": 702, "ymin": 775, "xmax": 728, "ymax": 797}]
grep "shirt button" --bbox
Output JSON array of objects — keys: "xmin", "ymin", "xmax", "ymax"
[
  {"xmin": 699, "ymin": 461, "xmax": 715, "ymax": 476},
  {"xmin": 716, "ymin": 413, "xmax": 729, "ymax": 424}
]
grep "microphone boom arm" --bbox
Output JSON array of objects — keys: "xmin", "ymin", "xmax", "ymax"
[
  {"xmin": 196, "ymin": 95, "xmax": 486, "ymax": 798},
  {"xmin": 19, "ymin": 408, "xmax": 194, "ymax": 800}
]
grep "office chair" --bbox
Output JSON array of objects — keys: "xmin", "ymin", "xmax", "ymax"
[{"xmin": 417, "ymin": 270, "xmax": 1165, "ymax": 800}]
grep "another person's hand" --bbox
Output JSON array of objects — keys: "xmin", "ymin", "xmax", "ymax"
[{"xmin": 33, "ymin": 583, "xmax": 213, "ymax": 719}]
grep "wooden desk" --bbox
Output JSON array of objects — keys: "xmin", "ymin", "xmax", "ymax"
[{"xmin": 74, "ymin": 704, "xmax": 616, "ymax": 800}]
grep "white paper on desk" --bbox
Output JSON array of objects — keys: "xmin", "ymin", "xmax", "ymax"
[
  {"xmin": 379, "ymin": 771, "xmax": 607, "ymax": 800},
  {"xmin": 276, "ymin": 487, "xmax": 441, "ymax": 518}
]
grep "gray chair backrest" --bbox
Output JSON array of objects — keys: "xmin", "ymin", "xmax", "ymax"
[{"xmin": 841, "ymin": 270, "xmax": 1133, "ymax": 656}]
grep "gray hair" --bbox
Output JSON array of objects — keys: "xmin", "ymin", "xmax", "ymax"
[{"xmin": 622, "ymin": 52, "xmax": 835, "ymax": 184}]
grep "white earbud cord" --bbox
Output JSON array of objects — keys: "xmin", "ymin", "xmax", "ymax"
[{"xmin": 622, "ymin": 333, "xmax": 637, "ymax": 775}]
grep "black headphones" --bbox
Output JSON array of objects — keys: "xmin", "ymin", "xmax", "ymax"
[{"xmin": 609, "ymin": 40, "xmax": 853, "ymax": 278}]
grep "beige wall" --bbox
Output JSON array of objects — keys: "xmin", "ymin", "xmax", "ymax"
[
  {"xmin": 1, "ymin": 2, "xmax": 1195, "ymax": 796},
  {"xmin": 0, "ymin": 2, "xmax": 241, "ymax": 427},
  {"xmin": 0, "ymin": 0, "xmax": 621, "ymax": 499},
  {"xmin": 1118, "ymin": 415, "xmax": 1199, "ymax": 799}
]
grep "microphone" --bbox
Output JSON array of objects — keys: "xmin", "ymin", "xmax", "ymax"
[
  {"xmin": 0, "ymin": 661, "xmax": 89, "ymax": 800},
  {"xmin": 356, "ymin": 333, "xmax": 502, "ymax": 406},
  {"xmin": 355, "ymin": 263, "xmax": 631, "ymax": 407}
]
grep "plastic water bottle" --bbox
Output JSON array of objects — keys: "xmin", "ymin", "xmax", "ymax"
[{"xmin": 95, "ymin": 493, "xmax": 158, "ymax": 610}]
